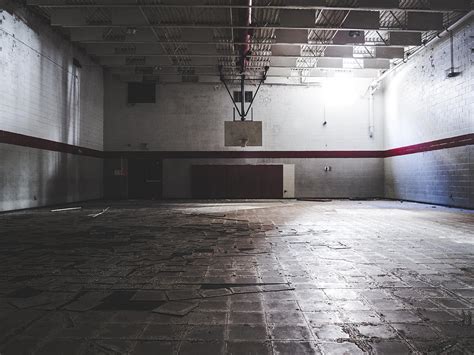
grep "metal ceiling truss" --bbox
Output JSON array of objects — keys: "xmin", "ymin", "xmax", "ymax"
[
  {"xmin": 23, "ymin": 0, "xmax": 472, "ymax": 82},
  {"xmin": 25, "ymin": 0, "xmax": 472, "ymax": 13}
]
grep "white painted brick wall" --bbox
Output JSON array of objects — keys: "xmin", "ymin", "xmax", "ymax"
[
  {"xmin": 0, "ymin": 9, "xmax": 104, "ymax": 211},
  {"xmin": 2, "ymin": 8, "xmax": 470, "ymax": 207},
  {"xmin": 381, "ymin": 18, "xmax": 473, "ymax": 208},
  {"xmin": 104, "ymin": 72, "xmax": 385, "ymax": 198},
  {"xmin": 385, "ymin": 146, "xmax": 473, "ymax": 208},
  {"xmin": 104, "ymin": 74, "xmax": 384, "ymax": 152},
  {"xmin": 162, "ymin": 158, "xmax": 384, "ymax": 199},
  {"xmin": 382, "ymin": 19, "xmax": 473, "ymax": 148},
  {"xmin": 0, "ymin": 143, "xmax": 103, "ymax": 212},
  {"xmin": 0, "ymin": 10, "xmax": 104, "ymax": 150}
]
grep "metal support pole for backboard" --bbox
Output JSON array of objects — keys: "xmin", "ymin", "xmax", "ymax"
[
  {"xmin": 240, "ymin": 74, "xmax": 245, "ymax": 121},
  {"xmin": 243, "ymin": 66, "xmax": 269, "ymax": 118},
  {"xmin": 219, "ymin": 65, "xmax": 268, "ymax": 122}
]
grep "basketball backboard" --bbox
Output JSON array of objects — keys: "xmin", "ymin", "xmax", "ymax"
[{"xmin": 224, "ymin": 121, "xmax": 263, "ymax": 147}]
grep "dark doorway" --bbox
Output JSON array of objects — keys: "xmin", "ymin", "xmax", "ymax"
[
  {"xmin": 128, "ymin": 159, "xmax": 162, "ymax": 199},
  {"xmin": 191, "ymin": 165, "xmax": 283, "ymax": 199}
]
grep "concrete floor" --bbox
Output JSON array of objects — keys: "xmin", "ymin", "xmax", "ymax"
[{"xmin": 0, "ymin": 200, "xmax": 473, "ymax": 355}]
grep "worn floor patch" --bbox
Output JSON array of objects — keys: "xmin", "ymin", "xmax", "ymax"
[
  {"xmin": 153, "ymin": 301, "xmax": 199, "ymax": 316},
  {"xmin": 0, "ymin": 200, "xmax": 472, "ymax": 354}
]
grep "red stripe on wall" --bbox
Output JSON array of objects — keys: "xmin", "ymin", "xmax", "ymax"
[
  {"xmin": 105, "ymin": 150, "xmax": 385, "ymax": 159},
  {"xmin": 0, "ymin": 130, "xmax": 103, "ymax": 158},
  {"xmin": 384, "ymin": 134, "xmax": 474, "ymax": 157},
  {"xmin": 1, "ymin": 130, "xmax": 472, "ymax": 159}
]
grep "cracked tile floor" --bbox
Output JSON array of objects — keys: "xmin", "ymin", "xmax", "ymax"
[{"xmin": 0, "ymin": 200, "xmax": 473, "ymax": 354}]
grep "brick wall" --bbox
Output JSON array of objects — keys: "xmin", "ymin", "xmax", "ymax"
[
  {"xmin": 2, "ymin": 7, "xmax": 471, "ymax": 207},
  {"xmin": 0, "ymin": 8, "xmax": 104, "ymax": 211},
  {"xmin": 161, "ymin": 158, "xmax": 384, "ymax": 199},
  {"xmin": 104, "ymin": 75, "xmax": 383, "ymax": 152},
  {"xmin": 104, "ymin": 73, "xmax": 385, "ymax": 199},
  {"xmin": 381, "ymin": 17, "xmax": 473, "ymax": 208}
]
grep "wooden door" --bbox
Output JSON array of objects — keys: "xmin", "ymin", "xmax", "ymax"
[
  {"xmin": 191, "ymin": 165, "xmax": 283, "ymax": 199},
  {"xmin": 128, "ymin": 159, "xmax": 162, "ymax": 199}
]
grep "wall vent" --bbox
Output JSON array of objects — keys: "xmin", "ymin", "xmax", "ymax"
[
  {"xmin": 234, "ymin": 91, "xmax": 254, "ymax": 102},
  {"xmin": 245, "ymin": 91, "xmax": 253, "ymax": 103},
  {"xmin": 127, "ymin": 82, "xmax": 156, "ymax": 104},
  {"xmin": 233, "ymin": 91, "xmax": 242, "ymax": 103}
]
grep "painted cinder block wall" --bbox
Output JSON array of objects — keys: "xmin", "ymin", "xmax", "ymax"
[
  {"xmin": 2, "ymin": 6, "xmax": 471, "ymax": 208},
  {"xmin": 380, "ymin": 17, "xmax": 473, "ymax": 209},
  {"xmin": 162, "ymin": 158, "xmax": 384, "ymax": 199},
  {"xmin": 104, "ymin": 74, "xmax": 385, "ymax": 199},
  {"xmin": 0, "ymin": 8, "xmax": 104, "ymax": 211}
]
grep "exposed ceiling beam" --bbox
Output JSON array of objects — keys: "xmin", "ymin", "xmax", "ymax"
[
  {"xmin": 103, "ymin": 64, "xmax": 376, "ymax": 69},
  {"xmin": 81, "ymin": 42, "xmax": 404, "ymax": 48},
  {"xmin": 52, "ymin": 24, "xmax": 434, "ymax": 33},
  {"xmin": 78, "ymin": 41, "xmax": 400, "ymax": 46},
  {"xmin": 95, "ymin": 55, "xmax": 397, "ymax": 61},
  {"xmin": 23, "ymin": 2, "xmax": 469, "ymax": 78},
  {"xmin": 94, "ymin": 53, "xmax": 398, "ymax": 59},
  {"xmin": 101, "ymin": 57, "xmax": 390, "ymax": 71},
  {"xmin": 104, "ymin": 72, "xmax": 375, "ymax": 76},
  {"xmin": 47, "ymin": 7, "xmax": 445, "ymax": 32},
  {"xmin": 26, "ymin": 1, "xmax": 472, "ymax": 13}
]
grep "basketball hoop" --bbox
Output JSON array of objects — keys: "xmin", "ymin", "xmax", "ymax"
[{"xmin": 240, "ymin": 138, "xmax": 249, "ymax": 148}]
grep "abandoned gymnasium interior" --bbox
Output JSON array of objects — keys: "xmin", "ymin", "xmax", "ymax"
[{"xmin": 0, "ymin": 0, "xmax": 473, "ymax": 354}]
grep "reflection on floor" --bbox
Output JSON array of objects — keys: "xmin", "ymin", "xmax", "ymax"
[{"xmin": 0, "ymin": 200, "xmax": 473, "ymax": 354}]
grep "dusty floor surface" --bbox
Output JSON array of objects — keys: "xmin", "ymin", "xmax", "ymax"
[{"xmin": 0, "ymin": 200, "xmax": 473, "ymax": 355}]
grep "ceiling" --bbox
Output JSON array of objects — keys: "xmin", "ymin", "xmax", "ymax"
[{"xmin": 24, "ymin": 0, "xmax": 472, "ymax": 84}]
